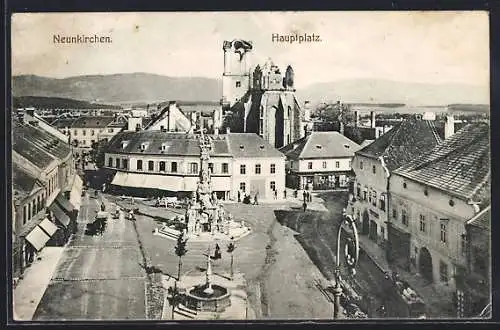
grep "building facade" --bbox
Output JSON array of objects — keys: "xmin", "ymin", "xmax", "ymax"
[
  {"xmin": 104, "ymin": 131, "xmax": 285, "ymax": 200},
  {"xmin": 12, "ymin": 115, "xmax": 83, "ymax": 281},
  {"xmin": 349, "ymin": 118, "xmax": 442, "ymax": 250},
  {"xmin": 388, "ymin": 123, "xmax": 490, "ymax": 303},
  {"xmin": 280, "ymin": 131, "xmax": 360, "ymax": 190}
]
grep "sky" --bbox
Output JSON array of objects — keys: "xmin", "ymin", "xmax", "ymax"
[{"xmin": 11, "ymin": 11, "xmax": 489, "ymax": 88}]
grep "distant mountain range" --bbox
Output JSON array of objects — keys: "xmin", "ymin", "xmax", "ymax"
[{"xmin": 12, "ymin": 73, "xmax": 489, "ymax": 106}]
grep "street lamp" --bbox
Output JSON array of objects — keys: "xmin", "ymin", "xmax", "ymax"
[{"xmin": 332, "ymin": 211, "xmax": 360, "ymax": 319}]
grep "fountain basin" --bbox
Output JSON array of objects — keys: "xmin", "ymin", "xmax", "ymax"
[{"xmin": 184, "ymin": 284, "xmax": 231, "ymax": 312}]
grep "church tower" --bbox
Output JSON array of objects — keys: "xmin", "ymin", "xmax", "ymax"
[{"xmin": 221, "ymin": 39, "xmax": 253, "ymax": 111}]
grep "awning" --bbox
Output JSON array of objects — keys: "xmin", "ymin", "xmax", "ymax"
[
  {"xmin": 56, "ymin": 193, "xmax": 75, "ymax": 214},
  {"xmin": 211, "ymin": 177, "xmax": 232, "ymax": 191},
  {"xmin": 38, "ymin": 218, "xmax": 58, "ymax": 237},
  {"xmin": 25, "ymin": 226, "xmax": 51, "ymax": 251},
  {"xmin": 69, "ymin": 175, "xmax": 83, "ymax": 210},
  {"xmin": 48, "ymin": 202, "xmax": 71, "ymax": 227},
  {"xmin": 112, "ymin": 172, "xmax": 183, "ymax": 191}
]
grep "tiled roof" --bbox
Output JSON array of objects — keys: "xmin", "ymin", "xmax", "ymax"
[
  {"xmin": 70, "ymin": 116, "xmax": 115, "ymax": 128},
  {"xmin": 467, "ymin": 205, "xmax": 491, "ymax": 231},
  {"xmin": 107, "ymin": 131, "xmax": 231, "ymax": 156},
  {"xmin": 50, "ymin": 118, "xmax": 76, "ymax": 128},
  {"xmin": 13, "ymin": 119, "xmax": 71, "ymax": 170},
  {"xmin": 106, "ymin": 131, "xmax": 283, "ymax": 159},
  {"xmin": 12, "ymin": 164, "xmax": 41, "ymax": 199},
  {"xmin": 226, "ymin": 133, "xmax": 284, "ymax": 158},
  {"xmin": 356, "ymin": 118, "xmax": 441, "ymax": 171},
  {"xmin": 393, "ymin": 123, "xmax": 490, "ymax": 201},
  {"xmin": 280, "ymin": 132, "xmax": 360, "ymax": 160}
]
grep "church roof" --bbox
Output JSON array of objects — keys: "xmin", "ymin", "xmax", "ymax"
[
  {"xmin": 280, "ymin": 132, "xmax": 360, "ymax": 160},
  {"xmin": 356, "ymin": 118, "xmax": 442, "ymax": 171},
  {"xmin": 393, "ymin": 122, "xmax": 490, "ymax": 202}
]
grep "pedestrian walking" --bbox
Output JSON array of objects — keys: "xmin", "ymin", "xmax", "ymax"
[
  {"xmin": 253, "ymin": 192, "xmax": 259, "ymax": 205},
  {"xmin": 238, "ymin": 190, "xmax": 241, "ymax": 203},
  {"xmin": 303, "ymin": 201, "xmax": 307, "ymax": 212},
  {"xmin": 274, "ymin": 189, "xmax": 278, "ymax": 200},
  {"xmin": 100, "ymin": 203, "xmax": 106, "ymax": 211},
  {"xmin": 294, "ymin": 189, "xmax": 298, "ymax": 198},
  {"xmin": 284, "ymin": 190, "xmax": 287, "ymax": 199},
  {"xmin": 303, "ymin": 190, "xmax": 307, "ymax": 202}
]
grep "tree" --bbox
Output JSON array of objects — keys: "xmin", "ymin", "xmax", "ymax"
[
  {"xmin": 227, "ymin": 237, "xmax": 236, "ymax": 280},
  {"xmin": 175, "ymin": 232, "xmax": 188, "ymax": 281},
  {"xmin": 167, "ymin": 282, "xmax": 181, "ymax": 320}
]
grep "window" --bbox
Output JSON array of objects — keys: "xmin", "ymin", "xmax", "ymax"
[
  {"xmin": 439, "ymin": 261, "xmax": 448, "ymax": 283},
  {"xmin": 461, "ymin": 235, "xmax": 467, "ymax": 256},
  {"xmin": 440, "ymin": 223, "xmax": 447, "ymax": 243},
  {"xmin": 207, "ymin": 163, "xmax": 214, "ymax": 174},
  {"xmin": 360, "ymin": 161, "xmax": 363, "ymax": 169},
  {"xmin": 240, "ymin": 182, "xmax": 246, "ymax": 192},
  {"xmin": 259, "ymin": 119, "xmax": 264, "ymax": 136},
  {"xmin": 240, "ymin": 164, "xmax": 246, "ymax": 175},
  {"xmin": 108, "ymin": 158, "xmax": 113, "ymax": 167},
  {"xmin": 148, "ymin": 161, "xmax": 154, "ymax": 171},
  {"xmin": 381, "ymin": 226, "xmax": 385, "ymax": 238},
  {"xmin": 255, "ymin": 164, "xmax": 261, "ymax": 174},
  {"xmin": 115, "ymin": 158, "xmax": 120, "ymax": 168},
  {"xmin": 189, "ymin": 162, "xmax": 198, "ymax": 174},
  {"xmin": 392, "ymin": 209, "xmax": 397, "ymax": 219},
  {"xmin": 356, "ymin": 184, "xmax": 361, "ymax": 198},
  {"xmin": 236, "ymin": 81, "xmax": 241, "ymax": 88},
  {"xmin": 32, "ymin": 201, "xmax": 36, "ymax": 217},
  {"xmin": 419, "ymin": 214, "xmax": 426, "ymax": 233},
  {"xmin": 74, "ymin": 130, "xmax": 78, "ymax": 136},
  {"xmin": 91, "ymin": 129, "xmax": 95, "ymax": 136},
  {"xmin": 159, "ymin": 161, "xmax": 166, "ymax": 172},
  {"xmin": 372, "ymin": 165, "xmax": 376, "ymax": 174},
  {"xmin": 23, "ymin": 205, "xmax": 27, "ymax": 224},
  {"xmin": 171, "ymin": 162, "xmax": 177, "ymax": 173},
  {"xmin": 270, "ymin": 164, "xmax": 276, "ymax": 174},
  {"xmin": 108, "ymin": 128, "xmax": 113, "ymax": 133},
  {"xmin": 363, "ymin": 188, "xmax": 367, "ymax": 201},
  {"xmin": 380, "ymin": 195, "xmax": 386, "ymax": 211},
  {"xmin": 372, "ymin": 191, "xmax": 377, "ymax": 207},
  {"xmin": 83, "ymin": 130, "xmax": 86, "ymax": 136},
  {"xmin": 259, "ymin": 106, "xmax": 264, "ymax": 118},
  {"xmin": 335, "ymin": 161, "xmax": 340, "ymax": 168},
  {"xmin": 27, "ymin": 203, "xmax": 31, "ymax": 221},
  {"xmin": 401, "ymin": 209, "xmax": 408, "ymax": 226},
  {"xmin": 136, "ymin": 160, "xmax": 143, "ymax": 170},
  {"xmin": 322, "ymin": 161, "xmax": 327, "ymax": 169},
  {"xmin": 222, "ymin": 163, "xmax": 229, "ymax": 174},
  {"xmin": 308, "ymin": 162, "xmax": 313, "ymax": 170},
  {"xmin": 270, "ymin": 181, "xmax": 276, "ymax": 191},
  {"xmin": 122, "ymin": 159, "xmax": 128, "ymax": 169},
  {"xmin": 287, "ymin": 106, "xmax": 291, "ymax": 118}
]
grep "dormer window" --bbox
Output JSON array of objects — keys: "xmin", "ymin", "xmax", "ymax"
[
  {"xmin": 259, "ymin": 145, "xmax": 265, "ymax": 149},
  {"xmin": 140, "ymin": 143, "xmax": 149, "ymax": 151},
  {"xmin": 316, "ymin": 144, "xmax": 322, "ymax": 149},
  {"xmin": 344, "ymin": 144, "xmax": 350, "ymax": 149},
  {"xmin": 161, "ymin": 143, "xmax": 170, "ymax": 152},
  {"xmin": 239, "ymin": 145, "xmax": 244, "ymax": 149},
  {"xmin": 121, "ymin": 141, "xmax": 129, "ymax": 149}
]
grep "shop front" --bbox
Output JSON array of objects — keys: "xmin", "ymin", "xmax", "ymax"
[{"xmin": 47, "ymin": 201, "xmax": 72, "ymax": 246}]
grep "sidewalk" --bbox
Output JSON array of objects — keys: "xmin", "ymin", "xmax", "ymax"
[
  {"xmin": 355, "ymin": 233, "xmax": 455, "ymax": 317},
  {"xmin": 13, "ymin": 247, "xmax": 65, "ymax": 321}
]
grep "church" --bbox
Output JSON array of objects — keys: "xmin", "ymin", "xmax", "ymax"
[{"xmin": 220, "ymin": 39, "xmax": 307, "ymax": 149}]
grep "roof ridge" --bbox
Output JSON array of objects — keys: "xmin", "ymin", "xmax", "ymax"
[{"xmin": 381, "ymin": 119, "xmax": 404, "ymax": 158}]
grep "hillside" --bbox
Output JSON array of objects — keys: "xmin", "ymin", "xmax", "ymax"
[
  {"xmin": 13, "ymin": 74, "xmax": 489, "ymax": 106},
  {"xmin": 13, "ymin": 96, "xmax": 121, "ymax": 109},
  {"xmin": 13, "ymin": 73, "xmax": 222, "ymax": 104},
  {"xmin": 296, "ymin": 79, "xmax": 489, "ymax": 106}
]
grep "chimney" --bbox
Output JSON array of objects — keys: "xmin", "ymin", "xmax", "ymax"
[
  {"xmin": 445, "ymin": 114, "xmax": 455, "ymax": 139},
  {"xmin": 370, "ymin": 111, "xmax": 376, "ymax": 129},
  {"xmin": 354, "ymin": 111, "xmax": 360, "ymax": 127}
]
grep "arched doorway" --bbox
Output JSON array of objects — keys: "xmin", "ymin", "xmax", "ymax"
[
  {"xmin": 419, "ymin": 247, "xmax": 433, "ymax": 283},
  {"xmin": 362, "ymin": 210, "xmax": 370, "ymax": 235}
]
